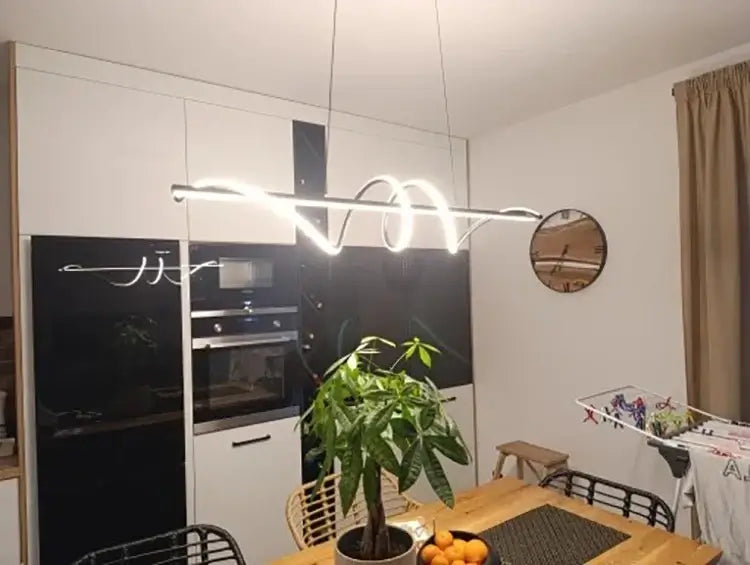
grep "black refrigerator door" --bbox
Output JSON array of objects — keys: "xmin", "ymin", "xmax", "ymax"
[
  {"xmin": 402, "ymin": 249, "xmax": 473, "ymax": 388},
  {"xmin": 326, "ymin": 247, "xmax": 472, "ymax": 388},
  {"xmin": 31, "ymin": 236, "xmax": 186, "ymax": 564},
  {"xmin": 326, "ymin": 247, "xmax": 407, "ymax": 368}
]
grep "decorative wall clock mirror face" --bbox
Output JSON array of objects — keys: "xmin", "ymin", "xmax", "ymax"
[{"xmin": 530, "ymin": 209, "xmax": 607, "ymax": 293}]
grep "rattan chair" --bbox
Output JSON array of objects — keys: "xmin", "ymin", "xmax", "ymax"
[
  {"xmin": 71, "ymin": 524, "xmax": 245, "ymax": 564},
  {"xmin": 285, "ymin": 472, "xmax": 421, "ymax": 549},
  {"xmin": 540, "ymin": 468, "xmax": 675, "ymax": 532}
]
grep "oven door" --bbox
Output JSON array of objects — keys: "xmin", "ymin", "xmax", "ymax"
[
  {"xmin": 192, "ymin": 329, "xmax": 302, "ymax": 433},
  {"xmin": 189, "ymin": 243, "xmax": 299, "ymax": 312}
]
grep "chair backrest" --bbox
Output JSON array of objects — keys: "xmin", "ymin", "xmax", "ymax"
[
  {"xmin": 539, "ymin": 468, "xmax": 675, "ymax": 532},
  {"xmin": 71, "ymin": 524, "xmax": 245, "ymax": 564},
  {"xmin": 285, "ymin": 471, "xmax": 421, "ymax": 549}
]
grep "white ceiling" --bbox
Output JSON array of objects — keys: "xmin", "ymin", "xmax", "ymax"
[{"xmin": 2, "ymin": 0, "xmax": 750, "ymax": 136}]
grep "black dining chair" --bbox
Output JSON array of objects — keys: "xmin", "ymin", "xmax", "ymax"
[
  {"xmin": 71, "ymin": 524, "xmax": 246, "ymax": 564},
  {"xmin": 539, "ymin": 468, "xmax": 675, "ymax": 532}
]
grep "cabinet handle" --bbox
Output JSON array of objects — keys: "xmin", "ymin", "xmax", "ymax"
[
  {"xmin": 232, "ymin": 434, "xmax": 271, "ymax": 448},
  {"xmin": 442, "ymin": 396, "xmax": 457, "ymax": 403}
]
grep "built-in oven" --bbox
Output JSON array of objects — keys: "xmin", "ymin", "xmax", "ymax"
[{"xmin": 189, "ymin": 243, "xmax": 303, "ymax": 433}]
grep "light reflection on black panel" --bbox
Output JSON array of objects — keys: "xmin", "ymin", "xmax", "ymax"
[{"xmin": 32, "ymin": 236, "xmax": 185, "ymax": 564}]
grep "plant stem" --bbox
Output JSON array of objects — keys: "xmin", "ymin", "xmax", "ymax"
[{"xmin": 361, "ymin": 468, "xmax": 390, "ymax": 559}]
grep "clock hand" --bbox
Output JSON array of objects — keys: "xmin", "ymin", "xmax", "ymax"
[{"xmin": 551, "ymin": 244, "xmax": 569, "ymax": 274}]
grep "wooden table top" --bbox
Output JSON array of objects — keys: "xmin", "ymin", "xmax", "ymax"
[{"xmin": 271, "ymin": 477, "xmax": 721, "ymax": 565}]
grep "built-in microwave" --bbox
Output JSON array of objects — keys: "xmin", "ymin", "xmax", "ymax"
[
  {"xmin": 189, "ymin": 243, "xmax": 303, "ymax": 433},
  {"xmin": 189, "ymin": 243, "xmax": 299, "ymax": 313}
]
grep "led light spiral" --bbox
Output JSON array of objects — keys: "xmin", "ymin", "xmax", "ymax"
[{"xmin": 180, "ymin": 177, "xmax": 526, "ymax": 255}]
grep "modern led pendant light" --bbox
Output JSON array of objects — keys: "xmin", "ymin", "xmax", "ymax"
[{"xmin": 171, "ymin": 1, "xmax": 542, "ymax": 254}]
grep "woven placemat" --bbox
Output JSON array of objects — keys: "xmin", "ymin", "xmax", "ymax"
[{"xmin": 480, "ymin": 504, "xmax": 630, "ymax": 565}]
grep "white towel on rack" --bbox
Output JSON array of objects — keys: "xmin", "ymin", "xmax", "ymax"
[{"xmin": 682, "ymin": 448, "xmax": 750, "ymax": 565}]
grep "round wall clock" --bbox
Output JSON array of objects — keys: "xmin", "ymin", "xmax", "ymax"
[{"xmin": 529, "ymin": 209, "xmax": 607, "ymax": 293}]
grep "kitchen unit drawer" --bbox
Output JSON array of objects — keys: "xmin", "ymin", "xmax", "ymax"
[
  {"xmin": 185, "ymin": 101, "xmax": 296, "ymax": 244},
  {"xmin": 194, "ymin": 416, "xmax": 301, "ymax": 563},
  {"xmin": 406, "ymin": 384, "xmax": 476, "ymax": 503},
  {"xmin": 16, "ymin": 69, "xmax": 187, "ymax": 239},
  {"xmin": 0, "ymin": 478, "xmax": 20, "ymax": 565}
]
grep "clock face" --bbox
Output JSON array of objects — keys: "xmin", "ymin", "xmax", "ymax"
[{"xmin": 530, "ymin": 209, "xmax": 607, "ymax": 293}]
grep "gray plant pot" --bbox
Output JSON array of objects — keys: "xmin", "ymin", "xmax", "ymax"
[{"xmin": 334, "ymin": 525, "xmax": 415, "ymax": 565}]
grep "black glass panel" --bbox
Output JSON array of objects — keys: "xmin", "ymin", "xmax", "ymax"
[
  {"xmin": 325, "ymin": 247, "xmax": 472, "ymax": 388},
  {"xmin": 31, "ymin": 236, "xmax": 185, "ymax": 564},
  {"xmin": 402, "ymin": 249, "xmax": 473, "ymax": 388}
]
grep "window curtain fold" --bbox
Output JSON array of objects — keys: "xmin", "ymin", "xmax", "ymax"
[{"xmin": 675, "ymin": 61, "xmax": 750, "ymax": 420}]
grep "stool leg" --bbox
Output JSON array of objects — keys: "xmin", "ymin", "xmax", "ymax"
[
  {"xmin": 493, "ymin": 454, "xmax": 507, "ymax": 479},
  {"xmin": 517, "ymin": 457, "xmax": 524, "ymax": 480},
  {"xmin": 526, "ymin": 461, "xmax": 542, "ymax": 482}
]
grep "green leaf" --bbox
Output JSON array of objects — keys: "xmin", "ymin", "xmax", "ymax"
[
  {"xmin": 391, "ymin": 417, "xmax": 417, "ymax": 439},
  {"xmin": 420, "ymin": 342, "xmax": 441, "ymax": 354},
  {"xmin": 418, "ymin": 346, "xmax": 432, "ymax": 368},
  {"xmin": 369, "ymin": 402, "xmax": 397, "ymax": 435},
  {"xmin": 346, "ymin": 352, "xmax": 359, "ymax": 370},
  {"xmin": 361, "ymin": 336, "xmax": 396, "ymax": 348},
  {"xmin": 339, "ymin": 438, "xmax": 363, "ymax": 516},
  {"xmin": 366, "ymin": 435, "xmax": 400, "ymax": 476},
  {"xmin": 419, "ymin": 406, "xmax": 437, "ymax": 431},
  {"xmin": 422, "ymin": 445, "xmax": 455, "ymax": 507},
  {"xmin": 362, "ymin": 456, "xmax": 380, "ymax": 508},
  {"xmin": 404, "ymin": 344, "xmax": 417, "ymax": 360},
  {"xmin": 426, "ymin": 435, "xmax": 470, "ymax": 465},
  {"xmin": 304, "ymin": 446, "xmax": 325, "ymax": 462},
  {"xmin": 398, "ymin": 439, "xmax": 422, "ymax": 492}
]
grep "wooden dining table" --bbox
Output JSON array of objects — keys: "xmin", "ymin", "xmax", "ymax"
[{"xmin": 271, "ymin": 477, "xmax": 721, "ymax": 565}]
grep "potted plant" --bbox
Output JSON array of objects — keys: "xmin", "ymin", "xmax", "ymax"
[{"xmin": 301, "ymin": 336, "xmax": 471, "ymax": 564}]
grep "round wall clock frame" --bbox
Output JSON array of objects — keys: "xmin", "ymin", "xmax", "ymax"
[{"xmin": 529, "ymin": 208, "xmax": 607, "ymax": 293}]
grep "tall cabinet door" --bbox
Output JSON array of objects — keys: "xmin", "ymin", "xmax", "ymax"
[
  {"xmin": 15, "ymin": 69, "xmax": 187, "ymax": 239},
  {"xmin": 185, "ymin": 101, "xmax": 295, "ymax": 244}
]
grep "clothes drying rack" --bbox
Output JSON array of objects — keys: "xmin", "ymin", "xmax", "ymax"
[{"xmin": 576, "ymin": 384, "xmax": 750, "ymax": 519}]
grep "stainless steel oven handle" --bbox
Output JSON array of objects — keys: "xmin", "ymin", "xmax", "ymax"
[
  {"xmin": 192, "ymin": 330, "xmax": 298, "ymax": 350},
  {"xmin": 232, "ymin": 434, "xmax": 271, "ymax": 448},
  {"xmin": 191, "ymin": 306, "xmax": 298, "ymax": 319}
]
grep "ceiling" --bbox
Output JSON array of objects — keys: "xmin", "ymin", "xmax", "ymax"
[{"xmin": 2, "ymin": 0, "xmax": 750, "ymax": 136}]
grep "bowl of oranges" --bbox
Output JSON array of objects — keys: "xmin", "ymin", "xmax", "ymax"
[{"xmin": 417, "ymin": 530, "xmax": 499, "ymax": 565}]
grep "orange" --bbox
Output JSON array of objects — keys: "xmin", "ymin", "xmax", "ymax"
[
  {"xmin": 452, "ymin": 561, "xmax": 467, "ymax": 565},
  {"xmin": 420, "ymin": 544, "xmax": 443, "ymax": 564},
  {"xmin": 431, "ymin": 554, "xmax": 449, "ymax": 565},
  {"xmin": 434, "ymin": 530, "xmax": 454, "ymax": 550},
  {"xmin": 444, "ymin": 544, "xmax": 465, "ymax": 563},
  {"xmin": 452, "ymin": 539, "xmax": 467, "ymax": 551},
  {"xmin": 464, "ymin": 539, "xmax": 489, "ymax": 564}
]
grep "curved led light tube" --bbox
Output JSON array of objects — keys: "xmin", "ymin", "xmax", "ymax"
[{"xmin": 173, "ymin": 179, "xmax": 543, "ymax": 255}]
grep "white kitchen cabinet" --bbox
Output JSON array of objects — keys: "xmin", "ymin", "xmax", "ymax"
[
  {"xmin": 185, "ymin": 101, "xmax": 295, "ymax": 244},
  {"xmin": 194, "ymin": 417, "xmax": 301, "ymax": 564},
  {"xmin": 326, "ymin": 129, "xmax": 468, "ymax": 249},
  {"xmin": 15, "ymin": 69, "xmax": 187, "ymax": 239},
  {"xmin": 0, "ymin": 479, "xmax": 20, "ymax": 565},
  {"xmin": 407, "ymin": 384, "xmax": 477, "ymax": 504}
]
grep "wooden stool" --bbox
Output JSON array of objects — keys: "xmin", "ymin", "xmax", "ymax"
[{"xmin": 493, "ymin": 440, "xmax": 569, "ymax": 482}]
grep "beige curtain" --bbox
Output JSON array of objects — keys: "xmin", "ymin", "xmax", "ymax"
[{"xmin": 675, "ymin": 61, "xmax": 750, "ymax": 420}]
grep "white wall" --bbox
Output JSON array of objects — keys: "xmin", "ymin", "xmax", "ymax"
[
  {"xmin": 0, "ymin": 45, "xmax": 11, "ymax": 317},
  {"xmin": 469, "ymin": 41, "xmax": 750, "ymax": 532}
]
